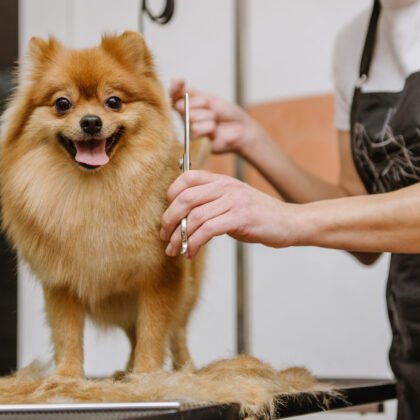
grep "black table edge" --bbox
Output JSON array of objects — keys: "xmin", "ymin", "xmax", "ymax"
[{"xmin": 0, "ymin": 378, "xmax": 397, "ymax": 419}]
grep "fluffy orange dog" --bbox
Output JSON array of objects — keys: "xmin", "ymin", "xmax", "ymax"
[{"xmin": 0, "ymin": 32, "xmax": 204, "ymax": 377}]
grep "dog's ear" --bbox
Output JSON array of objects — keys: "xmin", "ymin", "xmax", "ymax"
[
  {"xmin": 27, "ymin": 36, "xmax": 61, "ymax": 68},
  {"xmin": 101, "ymin": 31, "xmax": 155, "ymax": 77}
]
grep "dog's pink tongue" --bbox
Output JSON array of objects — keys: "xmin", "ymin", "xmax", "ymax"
[{"xmin": 74, "ymin": 140, "xmax": 109, "ymax": 166}]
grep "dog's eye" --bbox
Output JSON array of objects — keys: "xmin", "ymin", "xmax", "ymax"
[
  {"xmin": 55, "ymin": 97, "xmax": 72, "ymax": 114},
  {"xmin": 105, "ymin": 96, "xmax": 122, "ymax": 111}
]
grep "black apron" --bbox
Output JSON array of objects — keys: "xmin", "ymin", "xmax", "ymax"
[{"xmin": 350, "ymin": 1, "xmax": 420, "ymax": 418}]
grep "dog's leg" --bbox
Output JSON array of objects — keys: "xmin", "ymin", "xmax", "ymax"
[
  {"xmin": 112, "ymin": 327, "xmax": 136, "ymax": 381},
  {"xmin": 132, "ymin": 276, "xmax": 182, "ymax": 373},
  {"xmin": 43, "ymin": 286, "xmax": 85, "ymax": 377},
  {"xmin": 169, "ymin": 280, "xmax": 196, "ymax": 370},
  {"xmin": 170, "ymin": 254, "xmax": 204, "ymax": 370},
  {"xmin": 170, "ymin": 327, "xmax": 192, "ymax": 370},
  {"xmin": 125, "ymin": 326, "xmax": 136, "ymax": 372}
]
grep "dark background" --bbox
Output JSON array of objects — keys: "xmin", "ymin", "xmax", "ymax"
[{"xmin": 0, "ymin": 0, "xmax": 18, "ymax": 375}]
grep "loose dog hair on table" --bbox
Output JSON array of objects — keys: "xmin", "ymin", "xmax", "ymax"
[{"xmin": 0, "ymin": 356, "xmax": 333, "ymax": 419}]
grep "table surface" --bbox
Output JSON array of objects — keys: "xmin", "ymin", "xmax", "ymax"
[{"xmin": 0, "ymin": 378, "xmax": 396, "ymax": 419}]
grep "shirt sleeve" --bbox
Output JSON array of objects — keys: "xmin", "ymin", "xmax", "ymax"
[{"xmin": 331, "ymin": 8, "xmax": 371, "ymax": 133}]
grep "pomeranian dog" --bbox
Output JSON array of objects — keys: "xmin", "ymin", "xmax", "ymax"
[{"xmin": 0, "ymin": 31, "xmax": 205, "ymax": 377}]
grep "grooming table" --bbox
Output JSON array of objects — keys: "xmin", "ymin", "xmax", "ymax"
[{"xmin": 0, "ymin": 378, "xmax": 396, "ymax": 419}]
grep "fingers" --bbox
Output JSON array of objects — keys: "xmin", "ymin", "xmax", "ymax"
[
  {"xmin": 176, "ymin": 103, "xmax": 216, "ymax": 139},
  {"xmin": 161, "ymin": 171, "xmax": 234, "ymax": 256},
  {"xmin": 166, "ymin": 170, "xmax": 221, "ymax": 203},
  {"xmin": 165, "ymin": 213, "xmax": 233, "ymax": 258},
  {"xmin": 191, "ymin": 120, "xmax": 216, "ymax": 139},
  {"xmin": 170, "ymin": 81, "xmax": 217, "ymax": 141},
  {"xmin": 185, "ymin": 213, "xmax": 234, "ymax": 258},
  {"xmin": 165, "ymin": 197, "xmax": 230, "ymax": 256},
  {"xmin": 189, "ymin": 109, "xmax": 216, "ymax": 122},
  {"xmin": 162, "ymin": 181, "xmax": 224, "ymax": 241},
  {"xmin": 173, "ymin": 95, "xmax": 209, "ymax": 114},
  {"xmin": 189, "ymin": 109, "xmax": 217, "ymax": 137}
]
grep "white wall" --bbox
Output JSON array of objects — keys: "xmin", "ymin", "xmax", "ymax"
[
  {"xmin": 18, "ymin": 0, "xmax": 396, "ymax": 418},
  {"xmin": 249, "ymin": 0, "xmax": 369, "ymax": 101}
]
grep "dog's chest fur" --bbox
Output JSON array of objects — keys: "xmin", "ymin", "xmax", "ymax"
[{"xmin": 2, "ymin": 146, "xmax": 178, "ymax": 306}]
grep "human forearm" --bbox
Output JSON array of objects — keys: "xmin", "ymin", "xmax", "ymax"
[
  {"xmin": 296, "ymin": 183, "xmax": 420, "ymax": 253},
  {"xmin": 161, "ymin": 171, "xmax": 417, "ymax": 258},
  {"xmin": 239, "ymin": 131, "xmax": 381, "ymax": 264},
  {"xmin": 238, "ymin": 133, "xmax": 347, "ymax": 203}
]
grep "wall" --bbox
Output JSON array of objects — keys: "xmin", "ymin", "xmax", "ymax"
[{"xmin": 18, "ymin": 0, "xmax": 396, "ymax": 418}]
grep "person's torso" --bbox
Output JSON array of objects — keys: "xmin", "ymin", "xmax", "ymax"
[
  {"xmin": 349, "ymin": 0, "xmax": 420, "ymax": 193},
  {"xmin": 334, "ymin": 1, "xmax": 420, "ymax": 133}
]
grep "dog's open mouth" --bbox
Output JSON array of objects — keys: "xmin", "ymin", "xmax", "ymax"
[{"xmin": 58, "ymin": 127, "xmax": 125, "ymax": 170}]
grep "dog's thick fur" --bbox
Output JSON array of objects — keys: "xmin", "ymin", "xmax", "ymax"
[{"xmin": 0, "ymin": 31, "xmax": 205, "ymax": 376}]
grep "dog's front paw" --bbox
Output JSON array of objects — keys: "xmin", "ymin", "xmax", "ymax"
[{"xmin": 112, "ymin": 370, "xmax": 130, "ymax": 382}]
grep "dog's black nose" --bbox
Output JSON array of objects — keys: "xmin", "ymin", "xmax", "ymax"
[{"xmin": 80, "ymin": 115, "xmax": 102, "ymax": 135}]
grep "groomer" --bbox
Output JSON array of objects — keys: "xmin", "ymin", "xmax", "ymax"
[{"xmin": 160, "ymin": 0, "xmax": 420, "ymax": 417}]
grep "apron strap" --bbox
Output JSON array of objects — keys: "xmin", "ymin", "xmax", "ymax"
[{"xmin": 359, "ymin": 0, "xmax": 381, "ymax": 81}]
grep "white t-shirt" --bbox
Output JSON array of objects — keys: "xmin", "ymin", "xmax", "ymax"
[{"xmin": 333, "ymin": 0, "xmax": 420, "ymax": 131}]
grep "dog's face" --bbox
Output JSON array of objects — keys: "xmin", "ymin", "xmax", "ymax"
[{"xmin": 17, "ymin": 31, "xmax": 167, "ymax": 171}]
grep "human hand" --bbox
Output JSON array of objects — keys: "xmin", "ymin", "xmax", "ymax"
[
  {"xmin": 170, "ymin": 80, "xmax": 267, "ymax": 157},
  {"xmin": 160, "ymin": 170, "xmax": 301, "ymax": 258}
]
